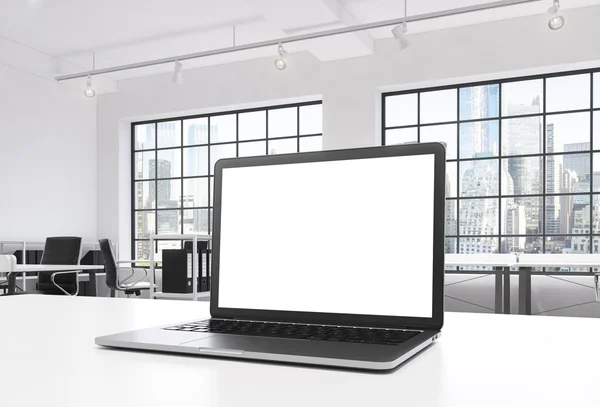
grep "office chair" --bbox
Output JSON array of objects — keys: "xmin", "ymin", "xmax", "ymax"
[
  {"xmin": 7, "ymin": 237, "xmax": 83, "ymax": 296},
  {"xmin": 36, "ymin": 237, "xmax": 83, "ymax": 296},
  {"xmin": 99, "ymin": 239, "xmax": 152, "ymax": 297}
]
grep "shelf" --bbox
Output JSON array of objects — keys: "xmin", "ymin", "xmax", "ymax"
[
  {"xmin": 149, "ymin": 234, "xmax": 212, "ymax": 240},
  {"xmin": 152, "ymin": 291, "xmax": 210, "ymax": 300}
]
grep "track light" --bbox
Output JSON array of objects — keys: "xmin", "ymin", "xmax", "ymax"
[
  {"xmin": 274, "ymin": 43, "xmax": 287, "ymax": 70},
  {"xmin": 391, "ymin": 23, "xmax": 410, "ymax": 50},
  {"xmin": 83, "ymin": 75, "xmax": 95, "ymax": 98},
  {"xmin": 392, "ymin": 0, "xmax": 410, "ymax": 50},
  {"xmin": 547, "ymin": 0, "xmax": 564, "ymax": 30},
  {"xmin": 172, "ymin": 60, "xmax": 184, "ymax": 84}
]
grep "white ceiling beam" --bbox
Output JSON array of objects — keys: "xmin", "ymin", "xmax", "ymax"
[{"xmin": 248, "ymin": 0, "xmax": 374, "ymax": 61}]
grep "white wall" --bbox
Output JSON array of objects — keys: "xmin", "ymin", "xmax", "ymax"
[
  {"xmin": 0, "ymin": 65, "xmax": 97, "ymax": 242},
  {"xmin": 97, "ymin": 5, "xmax": 600, "ymax": 258}
]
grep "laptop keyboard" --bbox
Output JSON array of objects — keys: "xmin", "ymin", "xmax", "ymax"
[{"xmin": 164, "ymin": 319, "xmax": 420, "ymax": 346}]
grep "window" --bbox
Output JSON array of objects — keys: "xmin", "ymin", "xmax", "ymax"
[
  {"xmin": 383, "ymin": 69, "xmax": 598, "ymax": 256},
  {"xmin": 132, "ymin": 102, "xmax": 323, "ymax": 260}
]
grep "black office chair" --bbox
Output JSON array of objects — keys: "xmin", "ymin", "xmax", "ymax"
[
  {"xmin": 9, "ymin": 237, "xmax": 83, "ymax": 296},
  {"xmin": 99, "ymin": 239, "xmax": 151, "ymax": 297}
]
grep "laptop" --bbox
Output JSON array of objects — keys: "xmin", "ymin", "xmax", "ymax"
[{"xmin": 95, "ymin": 142, "xmax": 446, "ymax": 371}]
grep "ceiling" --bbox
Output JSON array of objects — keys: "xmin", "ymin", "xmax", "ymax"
[{"xmin": 0, "ymin": 0, "xmax": 598, "ymax": 91}]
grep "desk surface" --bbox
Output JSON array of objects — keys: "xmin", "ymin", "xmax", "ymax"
[
  {"xmin": 13, "ymin": 264, "xmax": 104, "ymax": 272},
  {"xmin": 1, "ymin": 296, "xmax": 599, "ymax": 407}
]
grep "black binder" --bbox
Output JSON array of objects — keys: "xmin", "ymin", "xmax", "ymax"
[
  {"xmin": 162, "ymin": 249, "xmax": 192, "ymax": 293},
  {"xmin": 183, "ymin": 241, "xmax": 210, "ymax": 292}
]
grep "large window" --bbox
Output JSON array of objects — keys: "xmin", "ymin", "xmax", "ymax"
[
  {"xmin": 132, "ymin": 101, "xmax": 323, "ymax": 260},
  {"xmin": 384, "ymin": 70, "xmax": 600, "ymax": 257}
]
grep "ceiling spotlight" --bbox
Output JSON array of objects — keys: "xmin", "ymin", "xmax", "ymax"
[
  {"xmin": 172, "ymin": 60, "xmax": 184, "ymax": 84},
  {"xmin": 83, "ymin": 75, "xmax": 95, "ymax": 98},
  {"xmin": 391, "ymin": 22, "xmax": 410, "ymax": 50},
  {"xmin": 274, "ymin": 43, "xmax": 287, "ymax": 70},
  {"xmin": 548, "ymin": 0, "xmax": 564, "ymax": 30}
]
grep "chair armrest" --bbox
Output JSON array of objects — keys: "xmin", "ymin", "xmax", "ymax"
[{"xmin": 50, "ymin": 270, "xmax": 82, "ymax": 296}]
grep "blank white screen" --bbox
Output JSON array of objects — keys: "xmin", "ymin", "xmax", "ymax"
[{"xmin": 218, "ymin": 154, "xmax": 435, "ymax": 318}]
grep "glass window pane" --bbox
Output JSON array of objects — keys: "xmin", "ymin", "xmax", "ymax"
[
  {"xmin": 546, "ymin": 153, "xmax": 590, "ymax": 193},
  {"xmin": 134, "ymin": 181, "xmax": 153, "ymax": 210},
  {"xmin": 239, "ymin": 111, "xmax": 266, "ymax": 141},
  {"xmin": 210, "ymin": 144, "xmax": 236, "ymax": 175},
  {"xmin": 183, "ymin": 209, "xmax": 210, "ymax": 234},
  {"xmin": 210, "ymin": 176, "xmax": 214, "ymax": 207},
  {"xmin": 157, "ymin": 121, "xmax": 181, "ymax": 148},
  {"xmin": 502, "ymin": 156, "xmax": 542, "ymax": 195},
  {"xmin": 459, "ymin": 199, "xmax": 499, "ymax": 235},
  {"xmin": 156, "ymin": 211, "xmax": 181, "ymax": 235},
  {"xmin": 299, "ymin": 104, "xmax": 322, "ymax": 135},
  {"xmin": 183, "ymin": 118, "xmax": 208, "ymax": 145},
  {"xmin": 546, "ymin": 74, "xmax": 591, "ymax": 112},
  {"xmin": 545, "ymin": 195, "xmax": 589, "ymax": 235},
  {"xmin": 420, "ymin": 89, "xmax": 457, "ymax": 124},
  {"xmin": 459, "ymin": 84, "xmax": 499, "ymax": 120},
  {"xmin": 134, "ymin": 211, "xmax": 155, "ymax": 239},
  {"xmin": 385, "ymin": 94, "xmax": 418, "ymax": 127},
  {"xmin": 211, "ymin": 114, "xmax": 236, "ymax": 143},
  {"xmin": 501, "ymin": 197, "xmax": 542, "ymax": 236},
  {"xmin": 594, "ymin": 111, "xmax": 600, "ymax": 149},
  {"xmin": 501, "ymin": 116, "xmax": 542, "ymax": 156},
  {"xmin": 385, "ymin": 128, "xmax": 417, "ymax": 145},
  {"xmin": 501, "ymin": 79, "xmax": 543, "ymax": 117},
  {"xmin": 501, "ymin": 235, "xmax": 542, "ymax": 254},
  {"xmin": 445, "ymin": 238, "xmax": 457, "ymax": 254},
  {"xmin": 269, "ymin": 107, "xmax": 297, "ymax": 138},
  {"xmin": 135, "ymin": 241, "xmax": 151, "ymax": 261},
  {"xmin": 299, "ymin": 136, "xmax": 322, "ymax": 152},
  {"xmin": 545, "ymin": 236, "xmax": 572, "ymax": 253},
  {"xmin": 445, "ymin": 199, "xmax": 457, "ymax": 236},
  {"xmin": 594, "ymin": 153, "xmax": 600, "ymax": 192},
  {"xmin": 183, "ymin": 178, "xmax": 208, "ymax": 207},
  {"xmin": 135, "ymin": 124, "xmax": 155, "ymax": 150},
  {"xmin": 134, "ymin": 151, "xmax": 155, "ymax": 180},
  {"xmin": 446, "ymin": 161, "xmax": 457, "ymax": 198},
  {"xmin": 460, "ymin": 159, "xmax": 499, "ymax": 197},
  {"xmin": 183, "ymin": 146, "xmax": 208, "ymax": 177},
  {"xmin": 156, "ymin": 240, "xmax": 182, "ymax": 262},
  {"xmin": 594, "ymin": 73, "xmax": 600, "ymax": 109},
  {"xmin": 421, "ymin": 124, "xmax": 457, "ymax": 159},
  {"xmin": 546, "ymin": 112, "xmax": 591, "ymax": 153},
  {"xmin": 458, "ymin": 237, "xmax": 498, "ymax": 254},
  {"xmin": 593, "ymin": 198, "xmax": 600, "ymax": 233},
  {"xmin": 156, "ymin": 148, "xmax": 181, "ymax": 178},
  {"xmin": 268, "ymin": 138, "xmax": 297, "ymax": 155},
  {"xmin": 156, "ymin": 180, "xmax": 181, "ymax": 209},
  {"xmin": 238, "ymin": 141, "xmax": 266, "ymax": 157},
  {"xmin": 459, "ymin": 120, "xmax": 498, "ymax": 159}
]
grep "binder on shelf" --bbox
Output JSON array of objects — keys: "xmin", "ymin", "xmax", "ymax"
[
  {"xmin": 81, "ymin": 250, "xmax": 104, "ymax": 265},
  {"xmin": 183, "ymin": 241, "xmax": 210, "ymax": 292},
  {"xmin": 162, "ymin": 249, "xmax": 192, "ymax": 294}
]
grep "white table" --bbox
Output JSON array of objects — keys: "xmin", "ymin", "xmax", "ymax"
[
  {"xmin": 1, "ymin": 295, "xmax": 598, "ymax": 407},
  {"xmin": 7, "ymin": 264, "xmax": 104, "ymax": 295},
  {"xmin": 445, "ymin": 254, "xmax": 516, "ymax": 314},
  {"xmin": 513, "ymin": 254, "xmax": 600, "ymax": 315}
]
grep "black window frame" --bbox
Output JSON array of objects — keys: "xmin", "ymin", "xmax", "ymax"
[
  {"xmin": 131, "ymin": 101, "xmax": 323, "ymax": 260},
  {"xmin": 382, "ymin": 67, "xmax": 600, "ymax": 269}
]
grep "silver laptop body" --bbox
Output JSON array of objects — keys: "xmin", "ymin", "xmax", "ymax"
[{"xmin": 96, "ymin": 143, "xmax": 446, "ymax": 371}]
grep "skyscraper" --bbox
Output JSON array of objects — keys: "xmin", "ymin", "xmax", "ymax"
[{"xmin": 546, "ymin": 123, "xmax": 561, "ymax": 235}]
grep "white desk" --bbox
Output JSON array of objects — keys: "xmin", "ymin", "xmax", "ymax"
[
  {"xmin": 1, "ymin": 295, "xmax": 598, "ymax": 407},
  {"xmin": 7, "ymin": 264, "xmax": 104, "ymax": 295},
  {"xmin": 445, "ymin": 254, "xmax": 516, "ymax": 314}
]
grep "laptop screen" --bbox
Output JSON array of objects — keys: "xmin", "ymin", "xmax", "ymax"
[{"xmin": 217, "ymin": 153, "xmax": 435, "ymax": 318}]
